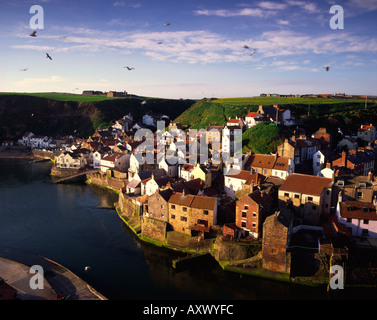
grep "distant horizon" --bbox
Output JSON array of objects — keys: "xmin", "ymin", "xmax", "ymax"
[
  {"xmin": 0, "ymin": 91, "xmax": 375, "ymax": 100},
  {"xmin": 1, "ymin": 0, "xmax": 376, "ymax": 100}
]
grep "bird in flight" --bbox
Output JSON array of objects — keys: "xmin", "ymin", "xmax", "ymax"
[
  {"xmin": 243, "ymin": 45, "xmax": 250, "ymax": 49},
  {"xmin": 46, "ymin": 53, "xmax": 52, "ymax": 60},
  {"xmin": 250, "ymin": 49, "xmax": 257, "ymax": 56},
  {"xmin": 164, "ymin": 22, "xmax": 170, "ymax": 26},
  {"xmin": 60, "ymin": 36, "xmax": 69, "ymax": 39},
  {"xmin": 124, "ymin": 66, "xmax": 134, "ymax": 70},
  {"xmin": 323, "ymin": 65, "xmax": 330, "ymax": 71},
  {"xmin": 20, "ymin": 68, "xmax": 28, "ymax": 71},
  {"xmin": 29, "ymin": 30, "xmax": 37, "ymax": 37},
  {"xmin": 157, "ymin": 41, "xmax": 163, "ymax": 45}
]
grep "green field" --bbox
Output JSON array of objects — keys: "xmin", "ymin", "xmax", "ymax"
[
  {"xmin": 0, "ymin": 92, "xmax": 166, "ymax": 103},
  {"xmin": 213, "ymin": 96, "xmax": 366, "ymax": 106}
]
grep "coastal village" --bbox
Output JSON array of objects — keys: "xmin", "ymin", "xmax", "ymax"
[{"xmin": 4, "ymin": 103, "xmax": 377, "ymax": 288}]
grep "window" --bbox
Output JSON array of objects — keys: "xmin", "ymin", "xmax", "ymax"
[
  {"xmin": 180, "ymin": 216, "xmax": 187, "ymax": 222},
  {"xmin": 203, "ymin": 210, "xmax": 208, "ymax": 215},
  {"xmin": 171, "ymin": 204, "xmax": 175, "ymax": 209},
  {"xmin": 364, "ymin": 219, "xmax": 369, "ymax": 225},
  {"xmin": 182, "ymin": 207, "xmax": 187, "ymax": 212},
  {"xmin": 307, "ymin": 196, "xmax": 313, "ymax": 201},
  {"xmin": 171, "ymin": 214, "xmax": 175, "ymax": 219},
  {"xmin": 284, "ymin": 193, "xmax": 289, "ymax": 197},
  {"xmin": 242, "ymin": 211, "xmax": 247, "ymax": 218},
  {"xmin": 161, "ymin": 205, "xmax": 164, "ymax": 209},
  {"xmin": 294, "ymin": 194, "xmax": 300, "ymax": 199},
  {"xmin": 241, "ymin": 222, "xmax": 246, "ymax": 228},
  {"xmin": 347, "ymin": 218, "xmax": 352, "ymax": 223},
  {"xmin": 197, "ymin": 219, "xmax": 208, "ymax": 226},
  {"xmin": 357, "ymin": 192, "xmax": 363, "ymax": 199},
  {"xmin": 253, "ymin": 212, "xmax": 257, "ymax": 217},
  {"xmin": 244, "ymin": 205, "xmax": 249, "ymax": 210}
]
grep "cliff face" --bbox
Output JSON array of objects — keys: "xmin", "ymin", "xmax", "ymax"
[
  {"xmin": 0, "ymin": 94, "xmax": 195, "ymax": 140},
  {"xmin": 0, "ymin": 95, "xmax": 97, "ymax": 139}
]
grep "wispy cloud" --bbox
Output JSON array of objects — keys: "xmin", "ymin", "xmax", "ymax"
[
  {"xmin": 285, "ymin": 0, "xmax": 320, "ymax": 13},
  {"xmin": 194, "ymin": 8, "xmax": 267, "ymax": 18},
  {"xmin": 15, "ymin": 75, "xmax": 64, "ymax": 87},
  {"xmin": 10, "ymin": 26, "xmax": 377, "ymax": 66},
  {"xmin": 113, "ymin": 1, "xmax": 141, "ymax": 8},
  {"xmin": 258, "ymin": 1, "xmax": 287, "ymax": 10}
]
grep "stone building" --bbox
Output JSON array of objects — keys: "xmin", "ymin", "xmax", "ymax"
[
  {"xmin": 236, "ymin": 190, "xmax": 273, "ymax": 239},
  {"xmin": 144, "ymin": 189, "xmax": 173, "ymax": 223},
  {"xmin": 262, "ymin": 208, "xmax": 293, "ymax": 274},
  {"xmin": 278, "ymin": 173, "xmax": 333, "ymax": 226},
  {"xmin": 168, "ymin": 191, "xmax": 217, "ymax": 235}
]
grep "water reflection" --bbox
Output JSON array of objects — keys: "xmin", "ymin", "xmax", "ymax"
[{"xmin": 1, "ymin": 159, "xmax": 376, "ymax": 300}]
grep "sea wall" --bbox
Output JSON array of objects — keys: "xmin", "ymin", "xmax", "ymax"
[
  {"xmin": 86, "ymin": 172, "xmax": 127, "ymax": 192},
  {"xmin": 141, "ymin": 216, "xmax": 167, "ymax": 243},
  {"xmin": 32, "ymin": 150, "xmax": 55, "ymax": 160},
  {"xmin": 212, "ymin": 236, "xmax": 261, "ymax": 261},
  {"xmin": 51, "ymin": 166, "xmax": 81, "ymax": 177}
]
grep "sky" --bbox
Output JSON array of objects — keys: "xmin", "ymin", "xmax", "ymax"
[{"xmin": 0, "ymin": 0, "xmax": 376, "ymax": 99}]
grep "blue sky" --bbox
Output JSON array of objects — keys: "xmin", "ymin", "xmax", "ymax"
[{"xmin": 1, "ymin": 0, "xmax": 376, "ymax": 99}]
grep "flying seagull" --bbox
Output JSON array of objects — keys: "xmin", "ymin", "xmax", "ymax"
[
  {"xmin": 157, "ymin": 41, "xmax": 163, "ymax": 44},
  {"xmin": 84, "ymin": 266, "xmax": 91, "ymax": 271},
  {"xmin": 124, "ymin": 66, "xmax": 134, "ymax": 70},
  {"xmin": 250, "ymin": 49, "xmax": 257, "ymax": 56},
  {"xmin": 164, "ymin": 22, "xmax": 170, "ymax": 26},
  {"xmin": 20, "ymin": 68, "xmax": 28, "ymax": 71},
  {"xmin": 338, "ymin": 127, "xmax": 343, "ymax": 135},
  {"xmin": 243, "ymin": 45, "xmax": 250, "ymax": 49},
  {"xmin": 29, "ymin": 30, "xmax": 37, "ymax": 37},
  {"xmin": 60, "ymin": 36, "xmax": 69, "ymax": 39},
  {"xmin": 323, "ymin": 65, "xmax": 330, "ymax": 71},
  {"xmin": 46, "ymin": 52, "xmax": 52, "ymax": 60}
]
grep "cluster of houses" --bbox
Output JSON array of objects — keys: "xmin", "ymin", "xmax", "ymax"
[{"xmin": 11, "ymin": 105, "xmax": 377, "ymax": 274}]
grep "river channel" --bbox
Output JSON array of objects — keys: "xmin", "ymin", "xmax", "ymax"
[{"xmin": 1, "ymin": 158, "xmax": 375, "ymax": 300}]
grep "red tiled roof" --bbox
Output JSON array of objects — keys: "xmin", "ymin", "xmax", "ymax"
[
  {"xmin": 246, "ymin": 112, "xmax": 258, "ymax": 118},
  {"xmin": 280, "ymin": 173, "xmax": 332, "ymax": 196},
  {"xmin": 246, "ymin": 154, "xmax": 276, "ymax": 169},
  {"xmin": 225, "ymin": 169, "xmax": 252, "ymax": 180},
  {"xmin": 227, "ymin": 119, "xmax": 240, "ymax": 124},
  {"xmin": 340, "ymin": 201, "xmax": 377, "ymax": 220}
]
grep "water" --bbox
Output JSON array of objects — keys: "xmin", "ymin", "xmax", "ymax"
[{"xmin": 0, "ymin": 158, "xmax": 375, "ymax": 300}]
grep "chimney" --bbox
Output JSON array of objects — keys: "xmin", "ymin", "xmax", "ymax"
[
  {"xmin": 182, "ymin": 189, "xmax": 186, "ymax": 196},
  {"xmin": 341, "ymin": 151, "xmax": 347, "ymax": 167}
]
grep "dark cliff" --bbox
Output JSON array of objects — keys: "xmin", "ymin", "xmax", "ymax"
[{"xmin": 0, "ymin": 94, "xmax": 195, "ymax": 140}]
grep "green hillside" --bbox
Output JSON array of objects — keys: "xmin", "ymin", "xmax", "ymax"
[
  {"xmin": 174, "ymin": 97, "xmax": 377, "ymax": 154},
  {"xmin": 241, "ymin": 122, "xmax": 289, "ymax": 154}
]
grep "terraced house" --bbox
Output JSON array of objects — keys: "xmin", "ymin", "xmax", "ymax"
[
  {"xmin": 168, "ymin": 191, "xmax": 217, "ymax": 235},
  {"xmin": 278, "ymin": 173, "xmax": 333, "ymax": 226},
  {"xmin": 236, "ymin": 189, "xmax": 273, "ymax": 238},
  {"xmin": 56, "ymin": 151, "xmax": 85, "ymax": 169}
]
